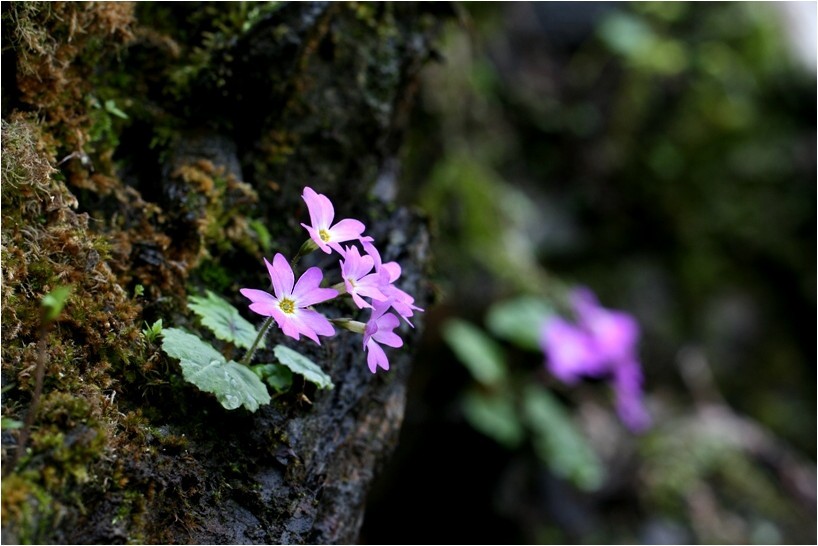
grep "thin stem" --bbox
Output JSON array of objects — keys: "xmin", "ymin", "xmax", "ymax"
[
  {"xmin": 241, "ymin": 316, "xmax": 275, "ymax": 366},
  {"xmin": 5, "ymin": 322, "xmax": 48, "ymax": 474},
  {"xmin": 290, "ymin": 238, "xmax": 319, "ymax": 269}
]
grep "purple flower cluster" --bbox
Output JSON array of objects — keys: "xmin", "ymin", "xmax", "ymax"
[
  {"xmin": 540, "ymin": 287, "xmax": 650, "ymax": 432},
  {"xmin": 241, "ymin": 186, "xmax": 423, "ymax": 373}
]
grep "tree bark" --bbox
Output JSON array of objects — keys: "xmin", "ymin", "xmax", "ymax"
[{"xmin": 1, "ymin": 2, "xmax": 441, "ymax": 543}]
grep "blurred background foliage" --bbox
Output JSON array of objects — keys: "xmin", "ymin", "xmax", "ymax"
[{"xmin": 361, "ymin": 2, "xmax": 815, "ymax": 544}]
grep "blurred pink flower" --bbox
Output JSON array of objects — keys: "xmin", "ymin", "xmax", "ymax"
[
  {"xmin": 300, "ymin": 186, "xmax": 366, "ymax": 254},
  {"xmin": 540, "ymin": 287, "xmax": 651, "ymax": 432},
  {"xmin": 240, "ymin": 253, "xmax": 337, "ymax": 344}
]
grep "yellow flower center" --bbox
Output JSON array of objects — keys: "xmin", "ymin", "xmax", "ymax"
[
  {"xmin": 319, "ymin": 229, "xmax": 331, "ymax": 242},
  {"xmin": 279, "ymin": 298, "xmax": 295, "ymax": 314}
]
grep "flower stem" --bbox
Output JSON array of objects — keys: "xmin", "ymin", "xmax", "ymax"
[
  {"xmin": 290, "ymin": 238, "xmax": 319, "ymax": 269},
  {"xmin": 241, "ymin": 316, "xmax": 274, "ymax": 366}
]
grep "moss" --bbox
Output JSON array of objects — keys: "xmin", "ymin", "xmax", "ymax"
[
  {"xmin": 1, "ymin": 474, "xmax": 55, "ymax": 545},
  {"xmin": 0, "ymin": 113, "xmax": 146, "ymax": 541},
  {"xmin": 169, "ymin": 158, "xmax": 262, "ymax": 257},
  {"xmin": 2, "ymin": 3, "xmax": 135, "ymax": 191}
]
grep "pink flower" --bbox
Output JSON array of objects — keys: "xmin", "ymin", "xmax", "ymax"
[
  {"xmin": 539, "ymin": 287, "xmax": 651, "ymax": 432},
  {"xmin": 360, "ymin": 237, "xmax": 424, "ymax": 325},
  {"xmin": 540, "ymin": 316, "xmax": 607, "ymax": 384},
  {"xmin": 301, "ymin": 186, "xmax": 366, "ymax": 254},
  {"xmin": 613, "ymin": 358, "xmax": 651, "ymax": 433},
  {"xmin": 240, "ymin": 253, "xmax": 338, "ymax": 344},
  {"xmin": 339, "ymin": 245, "xmax": 389, "ymax": 309},
  {"xmin": 571, "ymin": 288, "xmax": 639, "ymax": 363},
  {"xmin": 380, "ymin": 262, "xmax": 424, "ymax": 326},
  {"xmin": 362, "ymin": 302, "xmax": 403, "ymax": 373}
]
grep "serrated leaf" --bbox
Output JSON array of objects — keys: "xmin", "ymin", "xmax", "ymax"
[
  {"xmin": 252, "ymin": 364, "xmax": 294, "ymax": 393},
  {"xmin": 441, "ymin": 319, "xmax": 506, "ymax": 386},
  {"xmin": 273, "ymin": 345, "xmax": 333, "ymax": 390},
  {"xmin": 486, "ymin": 297, "xmax": 554, "ymax": 351},
  {"xmin": 188, "ymin": 290, "xmax": 262, "ymax": 350},
  {"xmin": 161, "ymin": 328, "xmax": 271, "ymax": 411},
  {"xmin": 522, "ymin": 385, "xmax": 603, "ymax": 491},
  {"xmin": 461, "ymin": 388, "xmax": 524, "ymax": 448}
]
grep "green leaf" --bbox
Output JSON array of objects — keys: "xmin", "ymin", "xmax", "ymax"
[
  {"xmin": 251, "ymin": 364, "xmax": 294, "ymax": 393},
  {"xmin": 42, "ymin": 285, "xmax": 72, "ymax": 321},
  {"xmin": 248, "ymin": 219, "xmax": 273, "ymax": 252},
  {"xmin": 1, "ymin": 417, "xmax": 23, "ymax": 430},
  {"xmin": 161, "ymin": 328, "xmax": 271, "ymax": 411},
  {"xmin": 486, "ymin": 297, "xmax": 554, "ymax": 351},
  {"xmin": 142, "ymin": 319, "xmax": 163, "ymax": 343},
  {"xmin": 461, "ymin": 388, "xmax": 524, "ymax": 448},
  {"xmin": 104, "ymin": 99, "xmax": 129, "ymax": 119},
  {"xmin": 188, "ymin": 290, "xmax": 261, "ymax": 350},
  {"xmin": 441, "ymin": 319, "xmax": 506, "ymax": 386},
  {"xmin": 522, "ymin": 386, "xmax": 603, "ymax": 491},
  {"xmin": 273, "ymin": 345, "xmax": 333, "ymax": 390}
]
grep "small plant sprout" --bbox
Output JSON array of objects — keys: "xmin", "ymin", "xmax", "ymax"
[
  {"xmin": 41, "ymin": 285, "xmax": 71, "ymax": 322},
  {"xmin": 142, "ymin": 319, "xmax": 163, "ymax": 343},
  {"xmin": 160, "ymin": 185, "xmax": 424, "ymax": 412}
]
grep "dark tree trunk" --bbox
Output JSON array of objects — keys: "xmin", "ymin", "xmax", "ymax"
[{"xmin": 1, "ymin": 2, "xmax": 442, "ymax": 543}]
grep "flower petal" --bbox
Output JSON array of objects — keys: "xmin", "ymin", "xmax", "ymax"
[
  {"xmin": 287, "ymin": 308, "xmax": 335, "ymax": 344},
  {"xmin": 350, "ymin": 291, "xmax": 373, "ymax": 310},
  {"xmin": 382, "ymin": 262, "xmax": 401, "ymax": 283},
  {"xmin": 299, "ymin": 309, "xmax": 336, "ymax": 337},
  {"xmin": 328, "ymin": 218, "xmax": 366, "ymax": 242},
  {"xmin": 248, "ymin": 300, "xmax": 280, "ymax": 317},
  {"xmin": 292, "ymin": 266, "xmax": 324, "ymax": 301},
  {"xmin": 541, "ymin": 317, "xmax": 605, "ymax": 384},
  {"xmin": 613, "ymin": 359, "xmax": 651, "ymax": 432},
  {"xmin": 299, "ymin": 287, "xmax": 338, "ymax": 308},
  {"xmin": 271, "ymin": 253, "xmax": 294, "ymax": 296},
  {"xmin": 302, "ymin": 186, "xmax": 334, "ymax": 230},
  {"xmin": 341, "ymin": 245, "xmax": 373, "ymax": 280},
  {"xmin": 372, "ymin": 313, "xmax": 403, "ymax": 347},
  {"xmin": 365, "ymin": 340, "xmax": 389, "ymax": 373},
  {"xmin": 361, "ymin": 237, "xmax": 381, "ymax": 270},
  {"xmin": 240, "ymin": 288, "xmax": 276, "ymax": 305}
]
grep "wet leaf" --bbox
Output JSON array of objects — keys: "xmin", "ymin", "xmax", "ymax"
[
  {"xmin": 252, "ymin": 363, "xmax": 294, "ymax": 393},
  {"xmin": 188, "ymin": 290, "xmax": 261, "ymax": 350},
  {"xmin": 161, "ymin": 328, "xmax": 271, "ymax": 411},
  {"xmin": 273, "ymin": 345, "xmax": 333, "ymax": 390}
]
